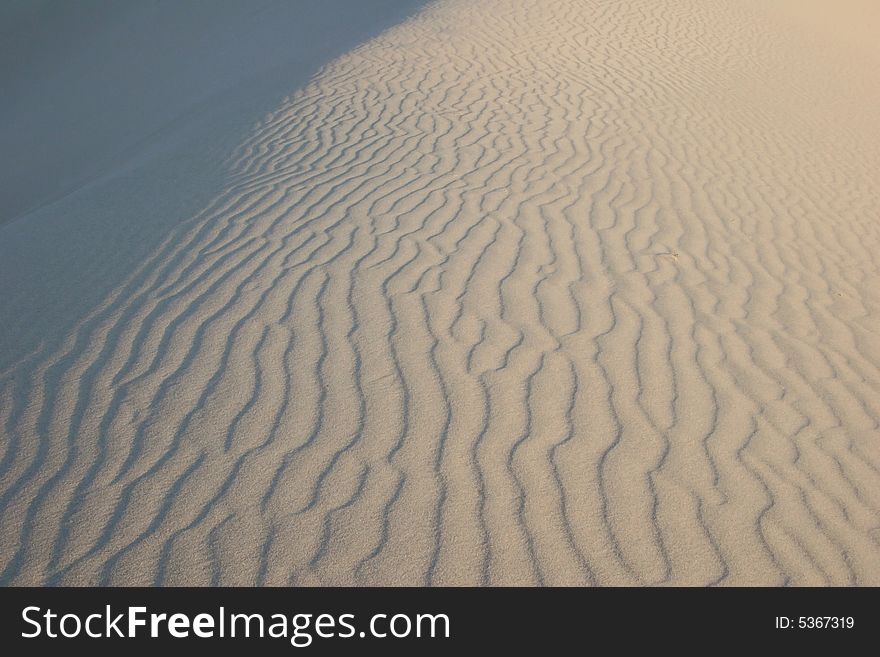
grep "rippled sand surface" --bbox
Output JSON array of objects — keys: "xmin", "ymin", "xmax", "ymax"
[{"xmin": 1, "ymin": 0, "xmax": 879, "ymax": 585}]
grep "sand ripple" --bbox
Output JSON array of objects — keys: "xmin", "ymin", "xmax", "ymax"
[{"xmin": 2, "ymin": 0, "xmax": 880, "ymax": 585}]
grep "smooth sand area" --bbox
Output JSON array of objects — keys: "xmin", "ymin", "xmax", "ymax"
[{"xmin": 1, "ymin": 0, "xmax": 879, "ymax": 585}]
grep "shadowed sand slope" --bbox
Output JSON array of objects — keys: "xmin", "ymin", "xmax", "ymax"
[{"xmin": 1, "ymin": 0, "xmax": 879, "ymax": 585}]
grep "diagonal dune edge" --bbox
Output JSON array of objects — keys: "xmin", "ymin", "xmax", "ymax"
[{"xmin": 1, "ymin": 0, "xmax": 879, "ymax": 586}]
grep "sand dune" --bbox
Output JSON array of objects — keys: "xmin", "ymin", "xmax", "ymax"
[{"xmin": 1, "ymin": 0, "xmax": 880, "ymax": 585}]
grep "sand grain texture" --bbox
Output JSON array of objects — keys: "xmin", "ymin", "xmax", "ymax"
[{"xmin": 1, "ymin": 0, "xmax": 880, "ymax": 585}]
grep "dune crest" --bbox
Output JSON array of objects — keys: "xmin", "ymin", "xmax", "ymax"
[{"xmin": 1, "ymin": 0, "xmax": 879, "ymax": 585}]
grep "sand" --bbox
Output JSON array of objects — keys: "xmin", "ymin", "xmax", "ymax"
[{"xmin": 1, "ymin": 0, "xmax": 879, "ymax": 586}]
